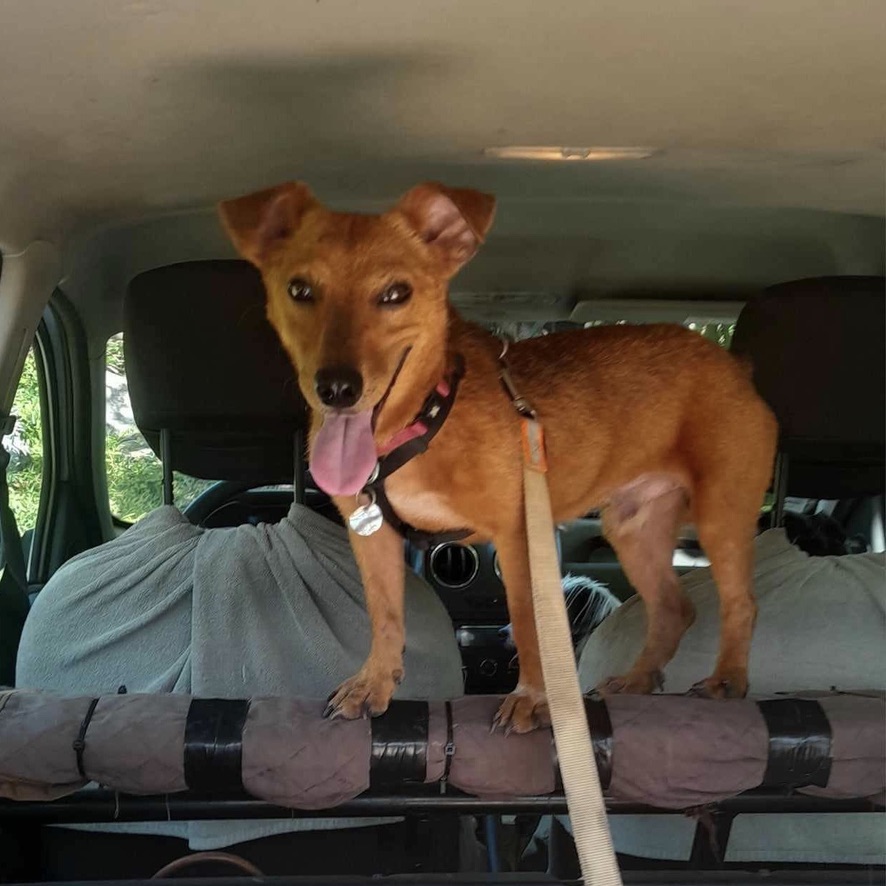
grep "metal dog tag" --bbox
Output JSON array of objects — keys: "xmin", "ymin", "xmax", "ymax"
[{"xmin": 348, "ymin": 491, "xmax": 383, "ymax": 537}]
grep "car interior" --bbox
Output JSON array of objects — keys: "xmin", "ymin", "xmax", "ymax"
[{"xmin": 0, "ymin": 2, "xmax": 883, "ymax": 884}]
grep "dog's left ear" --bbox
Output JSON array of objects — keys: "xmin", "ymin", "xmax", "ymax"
[{"xmin": 394, "ymin": 183, "xmax": 496, "ymax": 273}]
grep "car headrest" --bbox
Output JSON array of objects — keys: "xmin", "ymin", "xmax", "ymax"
[
  {"xmin": 731, "ymin": 275, "xmax": 884, "ymax": 499},
  {"xmin": 124, "ymin": 260, "xmax": 307, "ymax": 484}
]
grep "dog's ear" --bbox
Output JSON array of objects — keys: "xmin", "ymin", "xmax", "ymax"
[
  {"xmin": 218, "ymin": 182, "xmax": 317, "ymax": 266},
  {"xmin": 394, "ymin": 183, "xmax": 496, "ymax": 272}
]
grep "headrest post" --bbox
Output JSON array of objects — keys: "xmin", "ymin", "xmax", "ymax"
[
  {"xmin": 770, "ymin": 452, "xmax": 789, "ymax": 529},
  {"xmin": 160, "ymin": 428, "xmax": 175, "ymax": 506}
]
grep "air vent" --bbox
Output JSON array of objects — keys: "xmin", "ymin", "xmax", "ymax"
[{"xmin": 429, "ymin": 543, "xmax": 480, "ymax": 589}]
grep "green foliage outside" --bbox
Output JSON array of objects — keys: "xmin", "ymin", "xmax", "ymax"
[
  {"xmin": 688, "ymin": 322, "xmax": 735, "ymax": 349},
  {"xmin": 103, "ymin": 335, "xmax": 213, "ymax": 523},
  {"xmin": 8, "ymin": 337, "xmax": 213, "ymax": 532},
  {"xmin": 104, "ymin": 434, "xmax": 213, "ymax": 524},
  {"xmin": 7, "ymin": 349, "xmax": 43, "ymax": 532}
]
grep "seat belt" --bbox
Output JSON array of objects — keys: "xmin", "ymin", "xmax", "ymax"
[{"xmin": 0, "ymin": 416, "xmax": 30, "ymax": 687}]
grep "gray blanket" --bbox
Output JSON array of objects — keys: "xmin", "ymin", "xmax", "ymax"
[
  {"xmin": 576, "ymin": 528, "xmax": 886, "ymax": 865},
  {"xmin": 580, "ymin": 529, "xmax": 886, "ymax": 696},
  {"xmin": 16, "ymin": 503, "xmax": 463, "ymax": 848}
]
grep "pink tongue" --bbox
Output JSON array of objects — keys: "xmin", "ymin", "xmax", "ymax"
[{"xmin": 310, "ymin": 410, "xmax": 377, "ymax": 496}]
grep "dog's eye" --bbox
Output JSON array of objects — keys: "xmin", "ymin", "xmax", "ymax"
[
  {"xmin": 287, "ymin": 278, "xmax": 314, "ymax": 303},
  {"xmin": 378, "ymin": 282, "xmax": 413, "ymax": 307}
]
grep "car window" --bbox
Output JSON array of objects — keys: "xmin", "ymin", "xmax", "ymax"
[
  {"xmin": 492, "ymin": 319, "xmax": 736, "ymax": 348},
  {"xmin": 589, "ymin": 320, "xmax": 735, "ymax": 348},
  {"xmin": 6, "ymin": 347, "xmax": 44, "ymax": 535},
  {"xmin": 686, "ymin": 321, "xmax": 735, "ymax": 349},
  {"xmin": 105, "ymin": 334, "xmax": 213, "ymax": 523}
]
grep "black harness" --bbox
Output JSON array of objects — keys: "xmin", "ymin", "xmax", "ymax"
[{"xmin": 361, "ymin": 353, "xmax": 472, "ymax": 550}]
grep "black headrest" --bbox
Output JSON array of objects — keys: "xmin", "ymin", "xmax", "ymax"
[
  {"xmin": 124, "ymin": 260, "xmax": 307, "ymax": 483},
  {"xmin": 732, "ymin": 276, "xmax": 884, "ymax": 499}
]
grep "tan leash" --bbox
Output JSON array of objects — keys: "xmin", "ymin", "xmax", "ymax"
[{"xmin": 501, "ymin": 340, "xmax": 622, "ymax": 886}]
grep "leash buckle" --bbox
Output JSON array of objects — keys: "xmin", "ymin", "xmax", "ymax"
[
  {"xmin": 498, "ymin": 339, "xmax": 537, "ymax": 420},
  {"xmin": 511, "ymin": 396, "xmax": 537, "ymax": 419}
]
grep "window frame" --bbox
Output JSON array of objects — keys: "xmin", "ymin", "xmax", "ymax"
[
  {"xmin": 24, "ymin": 292, "xmax": 104, "ymax": 588},
  {"xmin": 5, "ymin": 322, "xmax": 51, "ymax": 586}
]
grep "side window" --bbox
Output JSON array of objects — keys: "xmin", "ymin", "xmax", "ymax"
[
  {"xmin": 105, "ymin": 334, "xmax": 213, "ymax": 523},
  {"xmin": 585, "ymin": 319, "xmax": 736, "ymax": 348},
  {"xmin": 7, "ymin": 347, "xmax": 44, "ymax": 536}
]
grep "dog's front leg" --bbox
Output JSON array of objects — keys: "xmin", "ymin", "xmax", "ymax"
[
  {"xmin": 493, "ymin": 525, "xmax": 551, "ymax": 733},
  {"xmin": 324, "ymin": 513, "xmax": 406, "ymax": 720}
]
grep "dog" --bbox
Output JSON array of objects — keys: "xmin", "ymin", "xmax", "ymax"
[{"xmin": 218, "ymin": 181, "xmax": 777, "ymax": 733}]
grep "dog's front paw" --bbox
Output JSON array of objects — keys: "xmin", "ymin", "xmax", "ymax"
[
  {"xmin": 687, "ymin": 670, "xmax": 748, "ymax": 699},
  {"xmin": 595, "ymin": 668, "xmax": 664, "ymax": 696},
  {"xmin": 323, "ymin": 665, "xmax": 403, "ymax": 720},
  {"xmin": 493, "ymin": 684, "xmax": 550, "ymax": 734}
]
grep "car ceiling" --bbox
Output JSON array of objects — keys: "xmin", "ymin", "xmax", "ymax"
[{"xmin": 0, "ymin": 0, "xmax": 883, "ymax": 334}]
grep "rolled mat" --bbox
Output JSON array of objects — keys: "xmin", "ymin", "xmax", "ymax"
[{"xmin": 0, "ymin": 689, "xmax": 882, "ymax": 809}]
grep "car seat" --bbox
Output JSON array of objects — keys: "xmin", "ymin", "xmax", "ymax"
[
  {"xmin": 124, "ymin": 259, "xmax": 317, "ymax": 524},
  {"xmin": 731, "ymin": 275, "xmax": 885, "ymax": 530}
]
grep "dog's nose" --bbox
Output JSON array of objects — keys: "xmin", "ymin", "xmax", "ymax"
[{"xmin": 314, "ymin": 366, "xmax": 364, "ymax": 409}]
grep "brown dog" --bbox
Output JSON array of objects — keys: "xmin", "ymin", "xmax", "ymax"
[{"xmin": 218, "ymin": 182, "xmax": 777, "ymax": 733}]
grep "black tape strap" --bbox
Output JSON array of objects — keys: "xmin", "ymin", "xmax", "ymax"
[
  {"xmin": 586, "ymin": 697, "xmax": 614, "ymax": 791},
  {"xmin": 758, "ymin": 698, "xmax": 832, "ymax": 789},
  {"xmin": 440, "ymin": 700, "xmax": 455, "ymax": 794},
  {"xmin": 72, "ymin": 697, "xmax": 100, "ymax": 779},
  {"xmin": 584, "ymin": 696, "xmax": 613, "ymax": 791},
  {"xmin": 370, "ymin": 700, "xmax": 428, "ymax": 790},
  {"xmin": 184, "ymin": 698, "xmax": 250, "ymax": 792}
]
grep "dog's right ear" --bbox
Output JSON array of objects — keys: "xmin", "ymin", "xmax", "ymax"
[
  {"xmin": 218, "ymin": 182, "xmax": 316, "ymax": 266},
  {"xmin": 393, "ymin": 182, "xmax": 496, "ymax": 274}
]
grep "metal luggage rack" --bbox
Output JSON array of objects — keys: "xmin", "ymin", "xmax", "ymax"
[
  {"xmin": 1, "ymin": 785, "xmax": 881, "ymax": 877},
  {"xmin": 1, "ymin": 785, "xmax": 879, "ymax": 821}
]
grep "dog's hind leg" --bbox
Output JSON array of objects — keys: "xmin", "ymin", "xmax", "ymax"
[
  {"xmin": 493, "ymin": 525, "xmax": 551, "ymax": 733},
  {"xmin": 596, "ymin": 480, "xmax": 694, "ymax": 695},
  {"xmin": 687, "ymin": 492, "xmax": 759, "ymax": 698}
]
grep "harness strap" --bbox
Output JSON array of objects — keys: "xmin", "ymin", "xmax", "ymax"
[
  {"xmin": 363, "ymin": 354, "xmax": 473, "ymax": 548},
  {"xmin": 373, "ymin": 354, "xmax": 465, "ymax": 481},
  {"xmin": 373, "ymin": 484, "xmax": 472, "ymax": 550}
]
